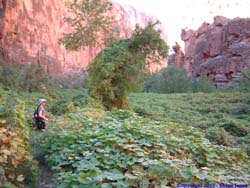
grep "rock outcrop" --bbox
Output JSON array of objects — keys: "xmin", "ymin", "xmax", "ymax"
[
  {"xmin": 179, "ymin": 16, "xmax": 250, "ymax": 86},
  {"xmin": 172, "ymin": 42, "xmax": 185, "ymax": 68},
  {"xmin": 0, "ymin": 0, "xmax": 161, "ymax": 77}
]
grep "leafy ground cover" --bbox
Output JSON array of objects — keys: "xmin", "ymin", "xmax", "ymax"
[
  {"xmin": 130, "ymin": 92, "xmax": 250, "ymax": 150},
  {"xmin": 0, "ymin": 88, "xmax": 42, "ymax": 188},
  {"xmin": 1, "ymin": 87, "xmax": 250, "ymax": 187},
  {"xmin": 31, "ymin": 96, "xmax": 250, "ymax": 187}
]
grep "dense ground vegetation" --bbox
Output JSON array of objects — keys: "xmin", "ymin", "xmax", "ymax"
[
  {"xmin": 144, "ymin": 65, "xmax": 250, "ymax": 94},
  {"xmin": 0, "ymin": 61, "xmax": 57, "ymax": 94},
  {"xmin": 2, "ymin": 83, "xmax": 250, "ymax": 187},
  {"xmin": 130, "ymin": 92, "xmax": 250, "ymax": 151},
  {"xmin": 240, "ymin": 68, "xmax": 250, "ymax": 91},
  {"xmin": 32, "ymin": 107, "xmax": 250, "ymax": 187},
  {"xmin": 0, "ymin": 88, "xmax": 44, "ymax": 187}
]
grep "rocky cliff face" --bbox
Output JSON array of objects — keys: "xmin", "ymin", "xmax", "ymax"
[
  {"xmin": 179, "ymin": 16, "xmax": 250, "ymax": 86},
  {"xmin": 0, "ymin": 0, "xmax": 158, "ymax": 77}
]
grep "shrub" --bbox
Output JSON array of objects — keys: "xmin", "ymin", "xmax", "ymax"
[
  {"xmin": 205, "ymin": 127, "xmax": 236, "ymax": 147},
  {"xmin": 0, "ymin": 95, "xmax": 38, "ymax": 188},
  {"xmin": 0, "ymin": 60, "xmax": 17, "ymax": 89},
  {"xmin": 218, "ymin": 119, "xmax": 249, "ymax": 137},
  {"xmin": 144, "ymin": 73, "xmax": 158, "ymax": 92},
  {"xmin": 133, "ymin": 106, "xmax": 151, "ymax": 117},
  {"xmin": 144, "ymin": 65, "xmax": 214, "ymax": 93},
  {"xmin": 192, "ymin": 75, "xmax": 214, "ymax": 93},
  {"xmin": 0, "ymin": 61, "xmax": 58, "ymax": 94},
  {"xmin": 49, "ymin": 99, "xmax": 76, "ymax": 115},
  {"xmin": 160, "ymin": 65, "xmax": 193, "ymax": 93},
  {"xmin": 57, "ymin": 73, "xmax": 87, "ymax": 89},
  {"xmin": 238, "ymin": 68, "xmax": 250, "ymax": 91},
  {"xmin": 236, "ymin": 134, "xmax": 250, "ymax": 155},
  {"xmin": 145, "ymin": 65, "xmax": 193, "ymax": 93},
  {"xmin": 231, "ymin": 103, "xmax": 250, "ymax": 115},
  {"xmin": 49, "ymin": 91, "xmax": 104, "ymax": 115}
]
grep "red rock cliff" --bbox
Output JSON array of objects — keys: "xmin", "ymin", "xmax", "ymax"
[
  {"xmin": 179, "ymin": 16, "xmax": 250, "ymax": 86},
  {"xmin": 0, "ymin": 0, "xmax": 159, "ymax": 77}
]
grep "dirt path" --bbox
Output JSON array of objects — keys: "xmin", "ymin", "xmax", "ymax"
[{"xmin": 36, "ymin": 161, "xmax": 53, "ymax": 188}]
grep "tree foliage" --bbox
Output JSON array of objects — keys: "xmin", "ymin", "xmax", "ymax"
[
  {"xmin": 239, "ymin": 68, "xmax": 250, "ymax": 91},
  {"xmin": 59, "ymin": 0, "xmax": 114, "ymax": 50},
  {"xmin": 0, "ymin": 61, "xmax": 57, "ymax": 94},
  {"xmin": 144, "ymin": 64, "xmax": 214, "ymax": 93},
  {"xmin": 87, "ymin": 23, "xmax": 169, "ymax": 109}
]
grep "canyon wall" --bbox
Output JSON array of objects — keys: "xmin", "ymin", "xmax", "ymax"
[
  {"xmin": 178, "ymin": 16, "xmax": 250, "ymax": 86},
  {"xmin": 0, "ymin": 0, "xmax": 159, "ymax": 77}
]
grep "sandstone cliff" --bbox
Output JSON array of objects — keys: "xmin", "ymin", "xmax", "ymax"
[
  {"xmin": 179, "ymin": 16, "xmax": 250, "ymax": 86},
  {"xmin": 0, "ymin": 0, "xmax": 159, "ymax": 77}
]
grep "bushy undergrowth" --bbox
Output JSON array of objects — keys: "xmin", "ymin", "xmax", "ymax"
[
  {"xmin": 0, "ymin": 90, "xmax": 39, "ymax": 188},
  {"xmin": 130, "ymin": 92, "xmax": 250, "ymax": 150},
  {"xmin": 32, "ymin": 108, "xmax": 250, "ymax": 187},
  {"xmin": 0, "ymin": 60, "xmax": 58, "ymax": 95},
  {"xmin": 57, "ymin": 72, "xmax": 88, "ymax": 89},
  {"xmin": 49, "ymin": 90, "xmax": 103, "ymax": 115},
  {"xmin": 205, "ymin": 127, "xmax": 236, "ymax": 147},
  {"xmin": 238, "ymin": 68, "xmax": 250, "ymax": 91},
  {"xmin": 144, "ymin": 65, "xmax": 214, "ymax": 93},
  {"xmin": 1, "ymin": 84, "xmax": 250, "ymax": 187}
]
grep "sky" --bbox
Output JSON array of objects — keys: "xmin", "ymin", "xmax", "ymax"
[{"xmin": 114, "ymin": 0, "xmax": 250, "ymax": 49}]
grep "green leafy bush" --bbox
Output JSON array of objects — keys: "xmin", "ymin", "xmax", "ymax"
[
  {"xmin": 218, "ymin": 119, "xmax": 250, "ymax": 137},
  {"xmin": 49, "ymin": 91, "xmax": 103, "ymax": 115},
  {"xmin": 49, "ymin": 99, "xmax": 76, "ymax": 115},
  {"xmin": 236, "ymin": 135, "xmax": 250, "ymax": 155},
  {"xmin": 0, "ymin": 61, "xmax": 57, "ymax": 94},
  {"xmin": 159, "ymin": 65, "xmax": 193, "ymax": 93},
  {"xmin": 231, "ymin": 103, "xmax": 250, "ymax": 115},
  {"xmin": 192, "ymin": 75, "xmax": 214, "ymax": 93},
  {"xmin": 238, "ymin": 68, "xmax": 250, "ymax": 91},
  {"xmin": 0, "ymin": 94, "xmax": 38, "ymax": 188},
  {"xmin": 88, "ymin": 23, "xmax": 169, "ymax": 109},
  {"xmin": 205, "ymin": 127, "xmax": 236, "ymax": 147},
  {"xmin": 144, "ymin": 65, "xmax": 214, "ymax": 93},
  {"xmin": 57, "ymin": 73, "xmax": 88, "ymax": 89}
]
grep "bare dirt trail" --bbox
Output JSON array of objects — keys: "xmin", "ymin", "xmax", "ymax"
[{"xmin": 36, "ymin": 161, "xmax": 53, "ymax": 188}]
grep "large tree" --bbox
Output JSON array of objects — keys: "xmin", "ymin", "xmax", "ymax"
[
  {"xmin": 59, "ymin": 0, "xmax": 114, "ymax": 50},
  {"xmin": 88, "ymin": 23, "xmax": 169, "ymax": 109}
]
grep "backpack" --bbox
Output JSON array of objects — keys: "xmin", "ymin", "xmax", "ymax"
[{"xmin": 33, "ymin": 105, "xmax": 41, "ymax": 119}]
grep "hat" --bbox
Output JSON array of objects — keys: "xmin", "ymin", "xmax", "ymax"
[{"xmin": 38, "ymin": 98, "xmax": 47, "ymax": 106}]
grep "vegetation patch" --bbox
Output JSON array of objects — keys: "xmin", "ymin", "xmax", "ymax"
[
  {"xmin": 31, "ymin": 109, "xmax": 250, "ymax": 187},
  {"xmin": 129, "ymin": 92, "xmax": 250, "ymax": 149},
  {"xmin": 0, "ymin": 90, "xmax": 39, "ymax": 188}
]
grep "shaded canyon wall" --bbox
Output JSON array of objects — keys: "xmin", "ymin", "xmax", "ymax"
[{"xmin": 0, "ymin": 0, "xmax": 160, "ymax": 77}]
